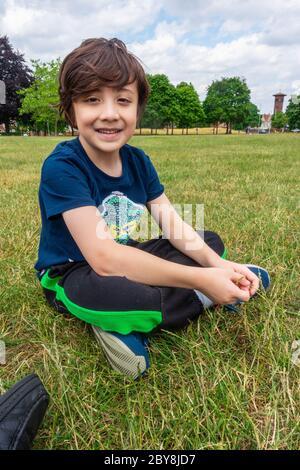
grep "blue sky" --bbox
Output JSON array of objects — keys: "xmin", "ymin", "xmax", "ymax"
[{"xmin": 1, "ymin": 0, "xmax": 299, "ymax": 113}]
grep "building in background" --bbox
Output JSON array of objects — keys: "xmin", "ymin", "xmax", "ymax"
[
  {"xmin": 260, "ymin": 113, "xmax": 272, "ymax": 131},
  {"xmin": 273, "ymin": 92, "xmax": 286, "ymax": 114}
]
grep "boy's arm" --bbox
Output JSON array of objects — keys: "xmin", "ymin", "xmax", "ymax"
[
  {"xmin": 147, "ymin": 193, "xmax": 259, "ymax": 296},
  {"xmin": 62, "ymin": 205, "xmax": 251, "ymax": 304},
  {"xmin": 147, "ymin": 193, "xmax": 222, "ymax": 267},
  {"xmin": 62, "ymin": 205, "xmax": 200, "ymax": 289}
]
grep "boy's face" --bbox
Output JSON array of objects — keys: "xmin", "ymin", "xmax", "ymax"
[{"xmin": 72, "ymin": 81, "xmax": 138, "ymax": 159}]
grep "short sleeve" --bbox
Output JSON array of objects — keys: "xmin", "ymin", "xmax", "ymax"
[
  {"xmin": 144, "ymin": 155, "xmax": 164, "ymax": 202},
  {"xmin": 40, "ymin": 158, "xmax": 96, "ymax": 220}
]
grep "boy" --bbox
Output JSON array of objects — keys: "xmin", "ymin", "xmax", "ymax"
[{"xmin": 34, "ymin": 38, "xmax": 270, "ymax": 379}]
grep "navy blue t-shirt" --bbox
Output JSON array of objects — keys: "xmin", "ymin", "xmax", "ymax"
[{"xmin": 34, "ymin": 137, "xmax": 164, "ymax": 277}]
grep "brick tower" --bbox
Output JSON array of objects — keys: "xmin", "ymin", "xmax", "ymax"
[{"xmin": 273, "ymin": 92, "xmax": 286, "ymax": 114}]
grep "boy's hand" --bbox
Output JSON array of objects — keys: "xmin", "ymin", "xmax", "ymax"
[
  {"xmin": 196, "ymin": 268, "xmax": 252, "ymax": 305},
  {"xmin": 211, "ymin": 259, "xmax": 259, "ymax": 297}
]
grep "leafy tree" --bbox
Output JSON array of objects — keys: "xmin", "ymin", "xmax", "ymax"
[
  {"xmin": 272, "ymin": 111, "xmax": 288, "ymax": 131},
  {"xmin": 203, "ymin": 91, "xmax": 223, "ymax": 134},
  {"xmin": 285, "ymin": 96, "xmax": 300, "ymax": 130},
  {"xmin": 176, "ymin": 82, "xmax": 205, "ymax": 133},
  {"xmin": 203, "ymin": 77, "xmax": 251, "ymax": 134},
  {"xmin": 245, "ymin": 102, "xmax": 260, "ymax": 127},
  {"xmin": 142, "ymin": 74, "xmax": 179, "ymax": 133},
  {"xmin": 18, "ymin": 59, "xmax": 65, "ymax": 135},
  {"xmin": 0, "ymin": 36, "xmax": 33, "ymax": 133},
  {"xmin": 233, "ymin": 102, "xmax": 260, "ymax": 130},
  {"xmin": 140, "ymin": 103, "xmax": 162, "ymax": 134}
]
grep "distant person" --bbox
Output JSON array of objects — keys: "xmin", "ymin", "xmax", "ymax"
[{"xmin": 34, "ymin": 38, "xmax": 270, "ymax": 379}]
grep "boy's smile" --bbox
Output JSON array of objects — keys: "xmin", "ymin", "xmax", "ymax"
[
  {"xmin": 73, "ymin": 82, "xmax": 138, "ymax": 167},
  {"xmin": 94, "ymin": 126, "xmax": 124, "ymax": 141}
]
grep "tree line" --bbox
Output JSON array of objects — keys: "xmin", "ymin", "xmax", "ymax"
[{"xmin": 1, "ymin": 35, "xmax": 299, "ymax": 135}]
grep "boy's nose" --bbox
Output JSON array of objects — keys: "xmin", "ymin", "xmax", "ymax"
[{"xmin": 99, "ymin": 102, "xmax": 120, "ymax": 121}]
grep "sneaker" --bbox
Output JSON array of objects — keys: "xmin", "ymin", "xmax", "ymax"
[
  {"xmin": 91, "ymin": 325, "xmax": 150, "ymax": 379},
  {"xmin": 225, "ymin": 264, "xmax": 271, "ymax": 313}
]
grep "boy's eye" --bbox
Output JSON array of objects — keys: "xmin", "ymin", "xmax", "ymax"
[
  {"xmin": 83, "ymin": 97, "xmax": 131, "ymax": 104},
  {"xmin": 118, "ymin": 98, "xmax": 131, "ymax": 104},
  {"xmin": 85, "ymin": 97, "xmax": 99, "ymax": 103}
]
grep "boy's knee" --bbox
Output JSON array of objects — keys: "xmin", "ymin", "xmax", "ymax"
[{"xmin": 200, "ymin": 230, "xmax": 225, "ymax": 256}]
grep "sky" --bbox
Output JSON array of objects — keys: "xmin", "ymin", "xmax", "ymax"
[{"xmin": 1, "ymin": 0, "xmax": 300, "ymax": 114}]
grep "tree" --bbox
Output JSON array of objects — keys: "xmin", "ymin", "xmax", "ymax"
[
  {"xmin": 140, "ymin": 103, "xmax": 162, "ymax": 133},
  {"xmin": 286, "ymin": 96, "xmax": 300, "ymax": 130},
  {"xmin": 0, "ymin": 36, "xmax": 33, "ymax": 133},
  {"xmin": 142, "ymin": 74, "xmax": 179, "ymax": 134},
  {"xmin": 203, "ymin": 77, "xmax": 251, "ymax": 134},
  {"xmin": 272, "ymin": 111, "xmax": 288, "ymax": 131},
  {"xmin": 18, "ymin": 59, "xmax": 65, "ymax": 135},
  {"xmin": 176, "ymin": 82, "xmax": 205, "ymax": 133},
  {"xmin": 245, "ymin": 102, "xmax": 260, "ymax": 128},
  {"xmin": 203, "ymin": 91, "xmax": 223, "ymax": 134},
  {"xmin": 233, "ymin": 102, "xmax": 260, "ymax": 130}
]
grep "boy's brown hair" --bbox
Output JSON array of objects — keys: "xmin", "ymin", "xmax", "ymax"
[{"xmin": 58, "ymin": 38, "xmax": 150, "ymax": 128}]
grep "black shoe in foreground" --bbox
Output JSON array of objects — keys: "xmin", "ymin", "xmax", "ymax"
[{"xmin": 0, "ymin": 373, "xmax": 49, "ymax": 450}]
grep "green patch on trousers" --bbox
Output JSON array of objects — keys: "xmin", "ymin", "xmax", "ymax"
[{"xmin": 40, "ymin": 269, "xmax": 162, "ymax": 335}]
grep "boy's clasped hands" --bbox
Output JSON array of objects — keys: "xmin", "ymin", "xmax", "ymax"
[{"xmin": 199, "ymin": 260, "xmax": 260, "ymax": 306}]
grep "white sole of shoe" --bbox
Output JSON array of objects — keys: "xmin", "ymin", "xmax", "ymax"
[{"xmin": 91, "ymin": 325, "xmax": 147, "ymax": 379}]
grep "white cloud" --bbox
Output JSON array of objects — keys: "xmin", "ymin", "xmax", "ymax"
[
  {"xmin": 0, "ymin": 0, "xmax": 299, "ymax": 112},
  {"xmin": 0, "ymin": 0, "xmax": 162, "ymax": 60},
  {"xmin": 218, "ymin": 19, "xmax": 254, "ymax": 36},
  {"xmin": 131, "ymin": 21, "xmax": 189, "ymax": 73},
  {"xmin": 162, "ymin": 0, "xmax": 300, "ymax": 48},
  {"xmin": 131, "ymin": 26, "xmax": 299, "ymax": 112},
  {"xmin": 291, "ymin": 81, "xmax": 300, "ymax": 94}
]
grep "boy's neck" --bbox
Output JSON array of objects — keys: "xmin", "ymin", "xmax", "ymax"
[{"xmin": 79, "ymin": 135, "xmax": 122, "ymax": 176}]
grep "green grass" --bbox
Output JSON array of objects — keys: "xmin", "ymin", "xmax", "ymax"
[{"xmin": 0, "ymin": 134, "xmax": 300, "ymax": 450}]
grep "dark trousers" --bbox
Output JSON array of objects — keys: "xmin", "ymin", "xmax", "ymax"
[{"xmin": 40, "ymin": 231, "xmax": 225, "ymax": 335}]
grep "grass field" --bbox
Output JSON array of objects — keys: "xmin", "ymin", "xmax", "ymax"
[{"xmin": 0, "ymin": 134, "xmax": 299, "ymax": 450}]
